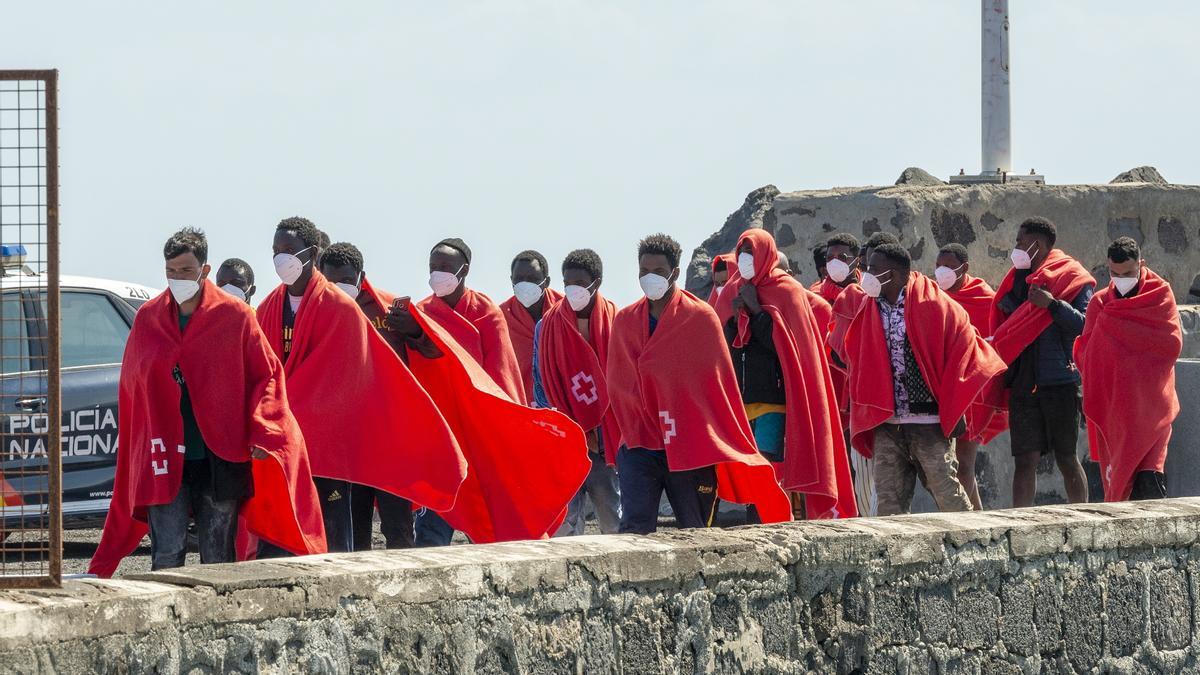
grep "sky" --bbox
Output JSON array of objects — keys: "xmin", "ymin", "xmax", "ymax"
[{"xmin": 3, "ymin": 1, "xmax": 1198, "ymax": 305}]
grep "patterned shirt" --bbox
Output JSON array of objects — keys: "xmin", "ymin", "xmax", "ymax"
[{"xmin": 877, "ymin": 289, "xmax": 938, "ymax": 422}]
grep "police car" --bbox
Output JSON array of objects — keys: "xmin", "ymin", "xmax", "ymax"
[{"xmin": 0, "ymin": 245, "xmax": 157, "ymax": 533}]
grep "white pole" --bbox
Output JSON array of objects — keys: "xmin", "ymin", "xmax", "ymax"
[{"xmin": 981, "ymin": 0, "xmax": 1011, "ymax": 175}]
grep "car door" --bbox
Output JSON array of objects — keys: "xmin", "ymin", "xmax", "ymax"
[{"xmin": 0, "ymin": 288, "xmax": 45, "ymax": 526}]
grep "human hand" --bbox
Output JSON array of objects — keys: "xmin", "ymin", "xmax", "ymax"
[{"xmin": 1028, "ymin": 284, "xmax": 1055, "ymax": 309}]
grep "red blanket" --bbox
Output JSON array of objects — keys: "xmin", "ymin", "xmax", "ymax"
[
  {"xmin": 806, "ymin": 288, "xmax": 833, "ymax": 334},
  {"xmin": 1075, "ymin": 268, "xmax": 1181, "ymax": 501},
  {"xmin": 990, "ymin": 249, "xmax": 1096, "ymax": 364},
  {"xmin": 258, "ymin": 273, "xmax": 467, "ymax": 510},
  {"xmin": 501, "ymin": 288, "xmax": 563, "ymax": 402},
  {"xmin": 418, "ymin": 288, "xmax": 527, "ymax": 404},
  {"xmin": 90, "ymin": 282, "xmax": 326, "ymax": 577},
  {"xmin": 537, "ymin": 292, "xmax": 623, "ymax": 466},
  {"xmin": 707, "ymin": 254, "xmax": 735, "ymax": 306},
  {"xmin": 945, "ymin": 274, "xmax": 1007, "ymax": 442},
  {"xmin": 714, "ymin": 229, "xmax": 857, "ymax": 518},
  {"xmin": 362, "ymin": 279, "xmax": 589, "ymax": 542},
  {"xmin": 607, "ymin": 289, "xmax": 791, "ymax": 522},
  {"xmin": 845, "ymin": 274, "xmax": 1007, "ymax": 457}
]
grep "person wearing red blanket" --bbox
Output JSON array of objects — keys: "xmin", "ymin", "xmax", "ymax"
[
  {"xmin": 716, "ymin": 229, "xmax": 857, "ymax": 520},
  {"xmin": 90, "ymin": 228, "xmax": 325, "ymax": 577},
  {"xmin": 533, "ymin": 249, "xmax": 623, "ymax": 535},
  {"xmin": 502, "ymin": 250, "xmax": 563, "ymax": 403},
  {"xmin": 844, "ymin": 243, "xmax": 1006, "ymax": 516},
  {"xmin": 809, "ymin": 244, "xmax": 829, "ymax": 292},
  {"xmin": 991, "ymin": 217, "xmax": 1095, "ymax": 507},
  {"xmin": 607, "ymin": 233, "xmax": 791, "ymax": 533},
  {"xmin": 706, "ymin": 253, "xmax": 735, "ymax": 307},
  {"xmin": 258, "ymin": 217, "xmax": 467, "ymax": 553},
  {"xmin": 1075, "ymin": 237, "xmax": 1182, "ymax": 502},
  {"xmin": 932, "ymin": 243, "xmax": 998, "ymax": 511}
]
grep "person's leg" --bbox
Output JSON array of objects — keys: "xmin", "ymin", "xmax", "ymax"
[
  {"xmin": 555, "ymin": 488, "xmax": 589, "ymax": 537},
  {"xmin": 910, "ymin": 426, "xmax": 973, "ymax": 513},
  {"xmin": 1009, "ymin": 394, "xmax": 1047, "ymax": 508},
  {"xmin": 375, "ymin": 492, "xmax": 415, "ymax": 549},
  {"xmin": 663, "ymin": 465, "xmax": 719, "ymax": 529},
  {"xmin": 850, "ymin": 439, "xmax": 877, "ymax": 516},
  {"xmin": 617, "ymin": 447, "xmax": 666, "ymax": 534},
  {"xmin": 752, "ymin": 413, "xmax": 786, "ymax": 464},
  {"xmin": 955, "ymin": 437, "xmax": 983, "ymax": 510},
  {"xmin": 147, "ymin": 482, "xmax": 192, "ymax": 570},
  {"xmin": 349, "ymin": 484, "xmax": 377, "ymax": 552},
  {"xmin": 413, "ymin": 509, "xmax": 456, "ymax": 547},
  {"xmin": 1046, "ymin": 387, "xmax": 1088, "ymax": 504},
  {"xmin": 1129, "ymin": 471, "xmax": 1168, "ymax": 500},
  {"xmin": 872, "ymin": 425, "xmax": 917, "ymax": 517},
  {"xmin": 583, "ymin": 451, "xmax": 622, "ymax": 535},
  {"xmin": 313, "ymin": 477, "xmax": 354, "ymax": 553},
  {"xmin": 193, "ymin": 489, "xmax": 239, "ymax": 564}
]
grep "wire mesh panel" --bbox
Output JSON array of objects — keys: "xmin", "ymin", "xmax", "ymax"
[{"xmin": 0, "ymin": 70, "xmax": 61, "ymax": 588}]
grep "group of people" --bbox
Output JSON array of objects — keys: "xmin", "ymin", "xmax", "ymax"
[{"xmin": 87, "ymin": 213, "xmax": 1183, "ymax": 576}]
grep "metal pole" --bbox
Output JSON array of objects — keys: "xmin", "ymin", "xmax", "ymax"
[{"xmin": 981, "ymin": 0, "xmax": 1011, "ymax": 175}]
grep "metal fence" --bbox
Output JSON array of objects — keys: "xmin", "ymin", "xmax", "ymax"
[{"xmin": 0, "ymin": 70, "xmax": 61, "ymax": 588}]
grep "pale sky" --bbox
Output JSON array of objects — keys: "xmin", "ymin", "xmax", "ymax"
[{"xmin": 4, "ymin": 1, "xmax": 1197, "ymax": 304}]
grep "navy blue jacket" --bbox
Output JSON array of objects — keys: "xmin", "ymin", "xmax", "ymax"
[{"xmin": 998, "ymin": 267, "xmax": 1093, "ymax": 393}]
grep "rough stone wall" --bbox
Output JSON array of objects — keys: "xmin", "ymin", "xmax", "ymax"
[{"xmin": 5, "ymin": 499, "xmax": 1200, "ymax": 673}]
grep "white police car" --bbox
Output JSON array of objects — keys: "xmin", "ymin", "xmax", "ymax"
[{"xmin": 0, "ymin": 245, "xmax": 157, "ymax": 531}]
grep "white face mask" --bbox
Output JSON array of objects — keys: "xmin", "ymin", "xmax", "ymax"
[
  {"xmin": 1010, "ymin": 242, "xmax": 1038, "ymax": 270},
  {"xmin": 273, "ymin": 246, "xmax": 314, "ymax": 285},
  {"xmin": 168, "ymin": 273, "xmax": 203, "ymax": 305},
  {"xmin": 639, "ymin": 273, "xmax": 672, "ymax": 301},
  {"xmin": 737, "ymin": 252, "xmax": 756, "ymax": 280},
  {"xmin": 512, "ymin": 281, "xmax": 545, "ymax": 308},
  {"xmin": 565, "ymin": 281, "xmax": 596, "ymax": 312},
  {"xmin": 861, "ymin": 270, "xmax": 892, "ymax": 298},
  {"xmin": 1111, "ymin": 274, "xmax": 1139, "ymax": 296},
  {"xmin": 826, "ymin": 257, "xmax": 856, "ymax": 283},
  {"xmin": 335, "ymin": 272, "xmax": 362, "ymax": 300},
  {"xmin": 429, "ymin": 265, "xmax": 464, "ymax": 297},
  {"xmin": 219, "ymin": 284, "xmax": 247, "ymax": 302},
  {"xmin": 934, "ymin": 264, "xmax": 964, "ymax": 291}
]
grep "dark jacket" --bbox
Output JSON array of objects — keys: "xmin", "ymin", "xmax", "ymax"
[
  {"xmin": 724, "ymin": 312, "xmax": 785, "ymax": 406},
  {"xmin": 998, "ymin": 267, "xmax": 1093, "ymax": 393}
]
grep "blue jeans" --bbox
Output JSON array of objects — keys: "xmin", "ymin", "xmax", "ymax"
[
  {"xmin": 146, "ymin": 481, "xmax": 239, "ymax": 570},
  {"xmin": 617, "ymin": 446, "xmax": 717, "ymax": 534},
  {"xmin": 750, "ymin": 413, "xmax": 786, "ymax": 463},
  {"xmin": 556, "ymin": 450, "xmax": 622, "ymax": 536},
  {"xmin": 414, "ymin": 508, "xmax": 456, "ymax": 547}
]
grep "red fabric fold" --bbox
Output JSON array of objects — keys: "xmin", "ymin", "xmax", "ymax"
[
  {"xmin": 990, "ymin": 250, "xmax": 1096, "ymax": 364},
  {"xmin": 501, "ymin": 288, "xmax": 563, "ymax": 402},
  {"xmin": 537, "ymin": 292, "xmax": 623, "ymax": 466},
  {"xmin": 607, "ymin": 289, "xmax": 791, "ymax": 523},
  {"xmin": 844, "ymin": 274, "xmax": 1007, "ymax": 458},
  {"xmin": 258, "ymin": 273, "xmax": 467, "ymax": 510},
  {"xmin": 1075, "ymin": 268, "xmax": 1181, "ymax": 502},
  {"xmin": 90, "ymin": 282, "xmax": 326, "ymax": 577},
  {"xmin": 418, "ymin": 288, "xmax": 527, "ymax": 404},
  {"xmin": 714, "ymin": 230, "xmax": 857, "ymax": 518},
  {"xmin": 945, "ymin": 274, "xmax": 1007, "ymax": 443},
  {"xmin": 370, "ymin": 279, "xmax": 590, "ymax": 542},
  {"xmin": 707, "ymin": 254, "xmax": 736, "ymax": 307}
]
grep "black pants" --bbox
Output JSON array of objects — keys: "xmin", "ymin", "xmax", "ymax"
[
  {"xmin": 1009, "ymin": 384, "xmax": 1081, "ymax": 459},
  {"xmin": 146, "ymin": 480, "xmax": 238, "ymax": 570},
  {"xmin": 617, "ymin": 446, "xmax": 718, "ymax": 534},
  {"xmin": 1130, "ymin": 471, "xmax": 1168, "ymax": 500},
  {"xmin": 350, "ymin": 484, "xmax": 415, "ymax": 550}
]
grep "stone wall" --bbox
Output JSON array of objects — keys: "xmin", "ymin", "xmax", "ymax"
[{"xmin": 5, "ymin": 499, "xmax": 1200, "ymax": 673}]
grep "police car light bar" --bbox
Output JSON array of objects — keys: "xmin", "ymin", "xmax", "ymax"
[{"xmin": 0, "ymin": 245, "xmax": 28, "ymax": 269}]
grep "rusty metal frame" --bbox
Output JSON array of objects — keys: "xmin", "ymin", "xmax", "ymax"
[{"xmin": 0, "ymin": 69, "xmax": 61, "ymax": 588}]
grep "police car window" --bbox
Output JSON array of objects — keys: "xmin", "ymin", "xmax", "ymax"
[
  {"xmin": 0, "ymin": 292, "xmax": 29, "ymax": 373},
  {"xmin": 59, "ymin": 292, "xmax": 129, "ymax": 368}
]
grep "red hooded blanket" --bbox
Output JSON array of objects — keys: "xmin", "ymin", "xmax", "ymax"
[
  {"xmin": 257, "ymin": 273, "xmax": 467, "ymax": 510},
  {"xmin": 607, "ymin": 289, "xmax": 792, "ymax": 522},
  {"xmin": 715, "ymin": 230, "xmax": 857, "ymax": 518},
  {"xmin": 365, "ymin": 279, "xmax": 589, "ymax": 541},
  {"xmin": 707, "ymin": 254, "xmax": 736, "ymax": 307},
  {"xmin": 805, "ymin": 288, "xmax": 833, "ymax": 335},
  {"xmin": 945, "ymin": 274, "xmax": 1007, "ymax": 443},
  {"xmin": 537, "ymin": 291, "xmax": 623, "ymax": 467},
  {"xmin": 1075, "ymin": 268, "xmax": 1181, "ymax": 501},
  {"xmin": 501, "ymin": 288, "xmax": 563, "ymax": 402},
  {"xmin": 90, "ymin": 282, "xmax": 326, "ymax": 577},
  {"xmin": 845, "ymin": 274, "xmax": 1007, "ymax": 457},
  {"xmin": 418, "ymin": 288, "xmax": 527, "ymax": 404},
  {"xmin": 990, "ymin": 249, "xmax": 1096, "ymax": 364}
]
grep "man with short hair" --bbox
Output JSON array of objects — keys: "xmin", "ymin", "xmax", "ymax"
[
  {"xmin": 991, "ymin": 217, "xmax": 1094, "ymax": 507},
  {"xmin": 215, "ymin": 258, "xmax": 256, "ymax": 304},
  {"xmin": 933, "ymin": 243, "xmax": 998, "ymax": 510},
  {"xmin": 533, "ymin": 248, "xmax": 622, "ymax": 535},
  {"xmin": 90, "ymin": 228, "xmax": 325, "ymax": 576},
  {"xmin": 607, "ymin": 233, "xmax": 790, "ymax": 533},
  {"xmin": 817, "ymin": 234, "xmax": 861, "ymax": 306},
  {"xmin": 502, "ymin": 250, "xmax": 563, "ymax": 403},
  {"xmin": 809, "ymin": 244, "xmax": 828, "ymax": 292},
  {"xmin": 1075, "ymin": 237, "xmax": 1182, "ymax": 501},
  {"xmin": 845, "ymin": 243, "xmax": 1005, "ymax": 516}
]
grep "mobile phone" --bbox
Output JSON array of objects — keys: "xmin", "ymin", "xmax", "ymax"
[{"xmin": 393, "ymin": 296, "xmax": 411, "ymax": 310}]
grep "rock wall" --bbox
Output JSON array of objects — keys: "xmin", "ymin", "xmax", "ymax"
[
  {"xmin": 687, "ymin": 182, "xmax": 1200, "ymax": 302},
  {"xmin": 6, "ymin": 499, "xmax": 1200, "ymax": 673}
]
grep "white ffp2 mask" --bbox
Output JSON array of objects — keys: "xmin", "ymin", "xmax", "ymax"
[
  {"xmin": 565, "ymin": 282, "xmax": 596, "ymax": 312},
  {"xmin": 639, "ymin": 273, "xmax": 671, "ymax": 301},
  {"xmin": 737, "ymin": 252, "xmax": 756, "ymax": 280},
  {"xmin": 1112, "ymin": 274, "xmax": 1139, "ymax": 296},
  {"xmin": 513, "ymin": 281, "xmax": 545, "ymax": 308},
  {"xmin": 861, "ymin": 270, "xmax": 892, "ymax": 298},
  {"xmin": 168, "ymin": 274, "xmax": 202, "ymax": 305},
  {"xmin": 274, "ymin": 246, "xmax": 314, "ymax": 285},
  {"xmin": 429, "ymin": 265, "xmax": 464, "ymax": 297},
  {"xmin": 934, "ymin": 264, "xmax": 964, "ymax": 291},
  {"xmin": 826, "ymin": 257, "xmax": 855, "ymax": 283}
]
